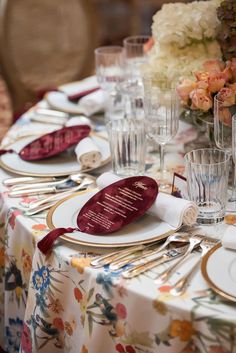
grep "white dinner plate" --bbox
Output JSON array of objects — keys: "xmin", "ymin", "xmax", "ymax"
[
  {"xmin": 0, "ymin": 134, "xmax": 110, "ymax": 177},
  {"xmin": 47, "ymin": 189, "xmax": 177, "ymax": 248},
  {"xmin": 201, "ymin": 243, "xmax": 236, "ymax": 302},
  {"xmin": 45, "ymin": 76, "xmax": 100, "ymax": 115}
]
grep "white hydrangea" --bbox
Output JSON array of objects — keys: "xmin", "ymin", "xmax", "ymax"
[
  {"xmin": 152, "ymin": 0, "xmax": 221, "ymax": 48},
  {"xmin": 144, "ymin": 40, "xmax": 222, "ymax": 83},
  {"xmin": 144, "ymin": 0, "xmax": 222, "ymax": 83}
]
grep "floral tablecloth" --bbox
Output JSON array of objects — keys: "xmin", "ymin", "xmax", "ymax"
[{"xmin": 0, "ymin": 92, "xmax": 236, "ymax": 353}]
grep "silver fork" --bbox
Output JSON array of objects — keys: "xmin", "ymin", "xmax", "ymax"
[
  {"xmin": 170, "ymin": 237, "xmax": 219, "ymax": 296},
  {"xmin": 155, "ymin": 234, "xmax": 204, "ymax": 285}
]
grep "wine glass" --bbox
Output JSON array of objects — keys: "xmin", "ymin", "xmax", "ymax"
[
  {"xmin": 143, "ymin": 79, "xmax": 180, "ymax": 191},
  {"xmin": 214, "ymin": 94, "xmax": 236, "ymax": 212},
  {"xmin": 123, "ymin": 35, "xmax": 151, "ymax": 86},
  {"xmin": 95, "ymin": 46, "xmax": 125, "ymax": 121}
]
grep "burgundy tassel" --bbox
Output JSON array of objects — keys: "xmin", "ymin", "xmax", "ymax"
[
  {"xmin": 37, "ymin": 227, "xmax": 77, "ymax": 255},
  {"xmin": 0, "ymin": 149, "xmax": 14, "ymax": 156}
]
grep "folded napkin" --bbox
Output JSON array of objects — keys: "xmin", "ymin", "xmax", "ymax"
[
  {"xmin": 221, "ymin": 226, "xmax": 236, "ymax": 250},
  {"xmin": 78, "ymin": 89, "xmax": 105, "ymax": 117},
  {"xmin": 96, "ymin": 172, "xmax": 199, "ymax": 228},
  {"xmin": 75, "ymin": 137, "xmax": 102, "ymax": 169},
  {"xmin": 65, "ymin": 116, "xmax": 93, "ymax": 128}
]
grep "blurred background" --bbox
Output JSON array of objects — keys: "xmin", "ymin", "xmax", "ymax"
[{"xmin": 0, "ymin": 0, "xmax": 190, "ymax": 140}]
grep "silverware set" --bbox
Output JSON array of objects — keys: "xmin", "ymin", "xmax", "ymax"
[
  {"xmin": 3, "ymin": 173, "xmax": 96, "ymax": 215},
  {"xmin": 91, "ymin": 232, "xmax": 219, "ymax": 295}
]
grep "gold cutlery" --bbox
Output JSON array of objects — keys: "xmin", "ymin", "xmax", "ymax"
[
  {"xmin": 109, "ymin": 233, "xmax": 190, "ymax": 271},
  {"xmin": 121, "ymin": 245, "xmax": 189, "ymax": 279},
  {"xmin": 155, "ymin": 234, "xmax": 204, "ymax": 284},
  {"xmin": 170, "ymin": 237, "xmax": 219, "ymax": 296},
  {"xmin": 91, "ymin": 231, "xmax": 190, "ymax": 269}
]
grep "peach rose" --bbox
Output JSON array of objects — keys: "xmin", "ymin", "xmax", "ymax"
[
  {"xmin": 190, "ymin": 88, "xmax": 213, "ymax": 111},
  {"xmin": 217, "ymin": 107, "xmax": 232, "ymax": 127},
  {"xmin": 194, "ymin": 71, "xmax": 210, "ymax": 82},
  {"xmin": 202, "ymin": 59, "xmax": 225, "ymax": 73},
  {"xmin": 208, "ymin": 72, "xmax": 226, "ymax": 93},
  {"xmin": 217, "ymin": 87, "xmax": 235, "ymax": 107},
  {"xmin": 227, "ymin": 82, "xmax": 236, "ymax": 93},
  {"xmin": 176, "ymin": 79, "xmax": 196, "ymax": 104},
  {"xmin": 222, "ymin": 61, "xmax": 233, "ymax": 82}
]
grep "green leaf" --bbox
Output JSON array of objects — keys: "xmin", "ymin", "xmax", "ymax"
[
  {"xmin": 88, "ymin": 313, "xmax": 93, "ymax": 337},
  {"xmin": 87, "ymin": 288, "xmax": 94, "ymax": 302}
]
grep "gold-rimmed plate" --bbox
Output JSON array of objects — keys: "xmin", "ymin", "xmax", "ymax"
[
  {"xmin": 201, "ymin": 243, "xmax": 236, "ymax": 302},
  {"xmin": 0, "ymin": 134, "xmax": 110, "ymax": 177},
  {"xmin": 47, "ymin": 189, "xmax": 178, "ymax": 248}
]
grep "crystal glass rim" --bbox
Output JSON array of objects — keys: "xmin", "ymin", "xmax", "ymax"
[
  {"xmin": 94, "ymin": 46, "xmax": 124, "ymax": 55},
  {"xmin": 123, "ymin": 35, "xmax": 150, "ymax": 45},
  {"xmin": 184, "ymin": 148, "xmax": 230, "ymax": 165},
  {"xmin": 214, "ymin": 93, "xmax": 227, "ymax": 104}
]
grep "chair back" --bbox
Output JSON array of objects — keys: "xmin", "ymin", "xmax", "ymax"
[{"xmin": 0, "ymin": 0, "xmax": 97, "ymax": 112}]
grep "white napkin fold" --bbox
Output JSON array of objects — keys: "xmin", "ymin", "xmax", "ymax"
[
  {"xmin": 78, "ymin": 90, "xmax": 105, "ymax": 117},
  {"xmin": 96, "ymin": 172, "xmax": 199, "ymax": 228},
  {"xmin": 75, "ymin": 137, "xmax": 102, "ymax": 169},
  {"xmin": 65, "ymin": 116, "xmax": 93, "ymax": 128},
  {"xmin": 221, "ymin": 226, "xmax": 236, "ymax": 250}
]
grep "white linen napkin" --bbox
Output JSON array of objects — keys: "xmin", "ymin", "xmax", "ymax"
[
  {"xmin": 78, "ymin": 90, "xmax": 105, "ymax": 117},
  {"xmin": 65, "ymin": 116, "xmax": 93, "ymax": 128},
  {"xmin": 96, "ymin": 172, "xmax": 199, "ymax": 228},
  {"xmin": 75, "ymin": 137, "xmax": 102, "ymax": 169},
  {"xmin": 221, "ymin": 226, "xmax": 236, "ymax": 250}
]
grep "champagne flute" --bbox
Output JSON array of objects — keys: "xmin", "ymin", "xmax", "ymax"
[
  {"xmin": 214, "ymin": 94, "xmax": 236, "ymax": 212},
  {"xmin": 143, "ymin": 80, "xmax": 179, "ymax": 191}
]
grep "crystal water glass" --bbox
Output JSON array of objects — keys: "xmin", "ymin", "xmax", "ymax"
[
  {"xmin": 185, "ymin": 148, "xmax": 230, "ymax": 225},
  {"xmin": 95, "ymin": 46, "xmax": 125, "ymax": 93},
  {"xmin": 123, "ymin": 35, "xmax": 150, "ymax": 86},
  {"xmin": 214, "ymin": 94, "xmax": 236, "ymax": 212},
  {"xmin": 233, "ymin": 114, "xmax": 236, "ymax": 183},
  {"xmin": 143, "ymin": 80, "xmax": 179, "ymax": 190}
]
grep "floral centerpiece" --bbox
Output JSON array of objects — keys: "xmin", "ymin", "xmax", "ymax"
[
  {"xmin": 144, "ymin": 0, "xmax": 222, "ymax": 83},
  {"xmin": 176, "ymin": 58, "xmax": 236, "ymax": 125}
]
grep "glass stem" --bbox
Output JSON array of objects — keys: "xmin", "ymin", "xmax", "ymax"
[
  {"xmin": 159, "ymin": 144, "xmax": 165, "ymax": 180},
  {"xmin": 230, "ymin": 159, "xmax": 236, "ymax": 202}
]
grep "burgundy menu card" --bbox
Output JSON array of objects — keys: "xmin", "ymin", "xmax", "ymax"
[
  {"xmin": 38, "ymin": 176, "xmax": 158, "ymax": 254},
  {"xmin": 0, "ymin": 125, "xmax": 91, "ymax": 161}
]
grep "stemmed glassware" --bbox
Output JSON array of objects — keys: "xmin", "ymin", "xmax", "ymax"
[
  {"xmin": 214, "ymin": 94, "xmax": 236, "ymax": 212},
  {"xmin": 143, "ymin": 79, "xmax": 180, "ymax": 191},
  {"xmin": 95, "ymin": 46, "xmax": 125, "ymax": 121}
]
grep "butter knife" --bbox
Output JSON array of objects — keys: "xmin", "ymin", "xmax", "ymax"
[{"xmin": 3, "ymin": 176, "xmax": 62, "ymax": 187}]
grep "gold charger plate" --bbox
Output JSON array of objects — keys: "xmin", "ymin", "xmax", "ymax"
[
  {"xmin": 201, "ymin": 243, "xmax": 236, "ymax": 302},
  {"xmin": 0, "ymin": 133, "xmax": 110, "ymax": 177},
  {"xmin": 47, "ymin": 189, "xmax": 178, "ymax": 248}
]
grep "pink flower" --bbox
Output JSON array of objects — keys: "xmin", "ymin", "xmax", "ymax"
[
  {"xmin": 209, "ymin": 345, "xmax": 228, "ymax": 353},
  {"xmin": 222, "ymin": 61, "xmax": 233, "ymax": 82},
  {"xmin": 9, "ymin": 209, "xmax": 22, "ymax": 229},
  {"xmin": 176, "ymin": 79, "xmax": 196, "ymax": 104},
  {"xmin": 227, "ymin": 82, "xmax": 236, "ymax": 93},
  {"xmin": 217, "ymin": 87, "xmax": 235, "ymax": 107},
  {"xmin": 21, "ymin": 324, "xmax": 32, "ymax": 353},
  {"xmin": 115, "ymin": 303, "xmax": 127, "ymax": 319},
  {"xmin": 194, "ymin": 71, "xmax": 210, "ymax": 82},
  {"xmin": 218, "ymin": 107, "xmax": 232, "ymax": 127},
  {"xmin": 202, "ymin": 59, "xmax": 225, "ymax": 73},
  {"xmin": 190, "ymin": 88, "xmax": 213, "ymax": 111},
  {"xmin": 208, "ymin": 72, "xmax": 226, "ymax": 93}
]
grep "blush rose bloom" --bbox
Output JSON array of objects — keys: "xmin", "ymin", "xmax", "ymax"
[
  {"xmin": 202, "ymin": 59, "xmax": 225, "ymax": 73},
  {"xmin": 217, "ymin": 87, "xmax": 235, "ymax": 107},
  {"xmin": 230, "ymin": 58, "xmax": 236, "ymax": 81},
  {"xmin": 176, "ymin": 79, "xmax": 196, "ymax": 104},
  {"xmin": 208, "ymin": 72, "xmax": 226, "ymax": 93},
  {"xmin": 190, "ymin": 88, "xmax": 213, "ymax": 111}
]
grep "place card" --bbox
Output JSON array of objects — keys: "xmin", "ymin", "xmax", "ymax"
[
  {"xmin": 38, "ymin": 176, "xmax": 158, "ymax": 254},
  {"xmin": 0, "ymin": 125, "xmax": 91, "ymax": 161},
  {"xmin": 171, "ymin": 173, "xmax": 188, "ymax": 199}
]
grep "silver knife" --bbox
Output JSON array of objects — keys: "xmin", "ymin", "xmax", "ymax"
[
  {"xmin": 121, "ymin": 246, "xmax": 188, "ymax": 279},
  {"xmin": 8, "ymin": 180, "xmax": 81, "ymax": 197},
  {"xmin": 3, "ymin": 176, "xmax": 63, "ymax": 187}
]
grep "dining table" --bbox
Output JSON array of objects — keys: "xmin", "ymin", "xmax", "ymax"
[{"xmin": 0, "ymin": 78, "xmax": 236, "ymax": 353}]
